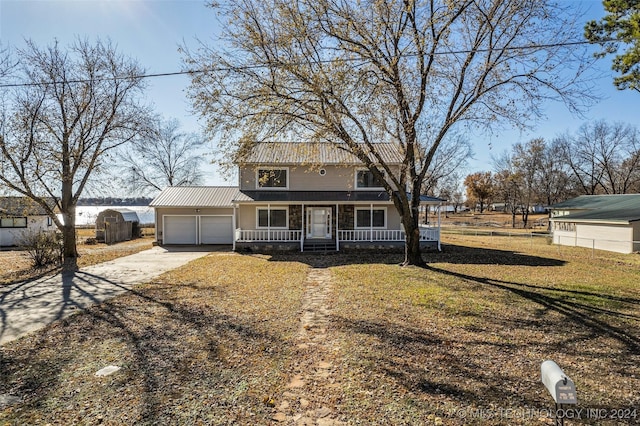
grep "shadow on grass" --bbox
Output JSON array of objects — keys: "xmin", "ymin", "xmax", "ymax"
[
  {"xmin": 332, "ymin": 315, "xmax": 537, "ymax": 409},
  {"xmin": 260, "ymin": 243, "xmax": 566, "ymax": 268},
  {"xmin": 427, "ymin": 265, "xmax": 640, "ymax": 353},
  {"xmin": 0, "ymin": 276, "xmax": 284, "ymax": 424}
]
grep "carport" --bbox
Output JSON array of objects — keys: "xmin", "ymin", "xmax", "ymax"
[{"xmin": 150, "ymin": 186, "xmax": 239, "ymax": 246}]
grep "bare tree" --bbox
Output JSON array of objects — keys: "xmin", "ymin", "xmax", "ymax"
[
  {"xmin": 118, "ymin": 116, "xmax": 206, "ymax": 195},
  {"xmin": 434, "ymin": 172, "xmax": 465, "ymax": 215},
  {"xmin": 493, "ymin": 168, "xmax": 522, "ymax": 227},
  {"xmin": 536, "ymin": 139, "xmax": 578, "ymax": 206},
  {"xmin": 185, "ymin": 0, "xmax": 594, "ymax": 266},
  {"xmin": 557, "ymin": 120, "xmax": 640, "ymax": 195},
  {"xmin": 0, "ymin": 39, "xmax": 148, "ymax": 270},
  {"xmin": 421, "ymin": 134, "xmax": 473, "ymax": 196}
]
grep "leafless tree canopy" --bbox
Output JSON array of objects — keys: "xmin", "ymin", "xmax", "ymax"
[
  {"xmin": 0, "ymin": 38, "xmax": 148, "ymax": 269},
  {"xmin": 185, "ymin": 0, "xmax": 595, "ymax": 265},
  {"xmin": 118, "ymin": 117, "xmax": 206, "ymax": 195},
  {"xmin": 556, "ymin": 120, "xmax": 640, "ymax": 195}
]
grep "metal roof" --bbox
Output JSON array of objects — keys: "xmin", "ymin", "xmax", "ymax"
[
  {"xmin": 239, "ymin": 142, "xmax": 404, "ymax": 165},
  {"xmin": 550, "ymin": 194, "xmax": 640, "ymax": 224},
  {"xmin": 150, "ymin": 186, "xmax": 239, "ymax": 208},
  {"xmin": 551, "ymin": 194, "xmax": 640, "ymax": 210},
  {"xmin": 551, "ymin": 209, "xmax": 640, "ymax": 224},
  {"xmin": 97, "ymin": 208, "xmax": 140, "ymax": 223},
  {"xmin": 235, "ymin": 190, "xmax": 444, "ymax": 204}
]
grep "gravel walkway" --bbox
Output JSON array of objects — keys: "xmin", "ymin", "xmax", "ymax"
[{"xmin": 272, "ymin": 267, "xmax": 346, "ymax": 425}]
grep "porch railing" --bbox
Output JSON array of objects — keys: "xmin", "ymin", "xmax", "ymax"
[
  {"xmin": 235, "ymin": 229, "xmax": 302, "ymax": 242},
  {"xmin": 235, "ymin": 227, "xmax": 439, "ymax": 243},
  {"xmin": 338, "ymin": 226, "xmax": 439, "ymax": 242}
]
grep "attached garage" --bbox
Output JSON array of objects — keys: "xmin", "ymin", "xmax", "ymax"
[
  {"xmin": 200, "ymin": 216, "xmax": 233, "ymax": 244},
  {"xmin": 150, "ymin": 186, "xmax": 239, "ymax": 246},
  {"xmin": 163, "ymin": 215, "xmax": 198, "ymax": 245}
]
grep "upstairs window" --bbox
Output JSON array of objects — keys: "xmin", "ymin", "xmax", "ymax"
[
  {"xmin": 356, "ymin": 169, "xmax": 384, "ymax": 189},
  {"xmin": 257, "ymin": 168, "xmax": 288, "ymax": 189}
]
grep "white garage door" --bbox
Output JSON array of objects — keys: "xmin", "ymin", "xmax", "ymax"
[
  {"xmin": 164, "ymin": 216, "xmax": 197, "ymax": 244},
  {"xmin": 200, "ymin": 216, "xmax": 233, "ymax": 244}
]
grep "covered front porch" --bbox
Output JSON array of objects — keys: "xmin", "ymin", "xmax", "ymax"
[{"xmin": 232, "ymin": 192, "xmax": 443, "ymax": 252}]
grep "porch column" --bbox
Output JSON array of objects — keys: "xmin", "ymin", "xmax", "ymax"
[
  {"xmin": 437, "ymin": 203, "xmax": 442, "ymax": 251},
  {"xmin": 336, "ymin": 203, "xmax": 340, "ymax": 251},
  {"xmin": 232, "ymin": 204, "xmax": 237, "ymax": 251},
  {"xmin": 267, "ymin": 204, "xmax": 271, "ymax": 241},
  {"xmin": 370, "ymin": 203, "xmax": 373, "ymax": 242},
  {"xmin": 301, "ymin": 203, "xmax": 305, "ymax": 252}
]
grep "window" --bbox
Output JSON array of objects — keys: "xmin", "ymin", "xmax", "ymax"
[
  {"xmin": 0, "ymin": 217, "xmax": 27, "ymax": 228},
  {"xmin": 554, "ymin": 222, "xmax": 575, "ymax": 232},
  {"xmin": 257, "ymin": 168, "xmax": 288, "ymax": 189},
  {"xmin": 355, "ymin": 208, "xmax": 386, "ymax": 228},
  {"xmin": 356, "ymin": 169, "xmax": 384, "ymax": 189},
  {"xmin": 257, "ymin": 208, "xmax": 288, "ymax": 228}
]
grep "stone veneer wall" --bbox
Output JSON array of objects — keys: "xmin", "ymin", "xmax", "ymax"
[
  {"xmin": 338, "ymin": 205, "xmax": 354, "ymax": 230},
  {"xmin": 287, "ymin": 204, "xmax": 359, "ymax": 233},
  {"xmin": 289, "ymin": 205, "xmax": 302, "ymax": 230}
]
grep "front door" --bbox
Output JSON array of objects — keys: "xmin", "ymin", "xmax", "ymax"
[{"xmin": 307, "ymin": 207, "xmax": 332, "ymax": 239}]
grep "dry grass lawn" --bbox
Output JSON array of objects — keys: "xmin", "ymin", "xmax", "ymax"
[
  {"xmin": 0, "ymin": 229, "xmax": 153, "ymax": 285},
  {"xmin": 1, "ymin": 234, "xmax": 639, "ymax": 425}
]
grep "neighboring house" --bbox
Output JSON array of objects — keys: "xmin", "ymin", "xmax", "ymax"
[
  {"xmin": 150, "ymin": 142, "xmax": 445, "ymax": 251},
  {"xmin": 550, "ymin": 194, "xmax": 640, "ymax": 254},
  {"xmin": 0, "ymin": 197, "xmax": 55, "ymax": 247}
]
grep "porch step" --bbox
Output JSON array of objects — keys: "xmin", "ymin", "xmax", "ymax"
[{"xmin": 303, "ymin": 240, "xmax": 337, "ymax": 252}]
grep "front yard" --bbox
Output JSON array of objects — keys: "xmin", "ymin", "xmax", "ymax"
[
  {"xmin": 0, "ymin": 230, "xmax": 153, "ymax": 285},
  {"xmin": 1, "ymin": 235, "xmax": 639, "ymax": 424}
]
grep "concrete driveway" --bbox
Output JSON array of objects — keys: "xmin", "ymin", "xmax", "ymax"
[{"xmin": 0, "ymin": 246, "xmax": 218, "ymax": 345}]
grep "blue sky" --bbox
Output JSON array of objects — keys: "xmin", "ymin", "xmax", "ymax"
[{"xmin": 1, "ymin": 0, "xmax": 638, "ymax": 188}]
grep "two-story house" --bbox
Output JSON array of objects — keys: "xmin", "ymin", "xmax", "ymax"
[{"xmin": 150, "ymin": 142, "xmax": 444, "ymax": 251}]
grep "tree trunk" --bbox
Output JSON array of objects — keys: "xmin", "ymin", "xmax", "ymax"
[
  {"xmin": 402, "ymin": 205, "xmax": 426, "ymax": 267},
  {"xmin": 521, "ymin": 210, "xmax": 529, "ymax": 228},
  {"xmin": 61, "ymin": 207, "xmax": 79, "ymax": 271}
]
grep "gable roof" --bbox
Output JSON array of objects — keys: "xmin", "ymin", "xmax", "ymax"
[
  {"xmin": 239, "ymin": 142, "xmax": 404, "ymax": 165},
  {"xmin": 0, "ymin": 197, "xmax": 53, "ymax": 216},
  {"xmin": 149, "ymin": 186, "xmax": 239, "ymax": 208},
  {"xmin": 551, "ymin": 194, "xmax": 640, "ymax": 224}
]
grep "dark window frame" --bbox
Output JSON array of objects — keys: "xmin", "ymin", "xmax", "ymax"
[
  {"xmin": 355, "ymin": 208, "xmax": 387, "ymax": 229},
  {"xmin": 0, "ymin": 217, "xmax": 28, "ymax": 228},
  {"xmin": 257, "ymin": 168, "xmax": 288, "ymax": 189},
  {"xmin": 256, "ymin": 208, "xmax": 288, "ymax": 228}
]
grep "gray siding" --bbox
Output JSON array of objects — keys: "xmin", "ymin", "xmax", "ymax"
[{"xmin": 239, "ymin": 165, "xmax": 401, "ymax": 192}]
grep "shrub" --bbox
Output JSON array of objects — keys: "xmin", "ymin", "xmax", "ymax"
[{"xmin": 20, "ymin": 230, "xmax": 63, "ymax": 268}]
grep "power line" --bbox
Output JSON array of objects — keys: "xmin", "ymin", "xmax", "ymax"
[{"xmin": 0, "ymin": 38, "xmax": 618, "ymax": 89}]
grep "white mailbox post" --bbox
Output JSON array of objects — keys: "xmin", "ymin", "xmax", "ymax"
[{"xmin": 541, "ymin": 360, "xmax": 577, "ymax": 426}]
